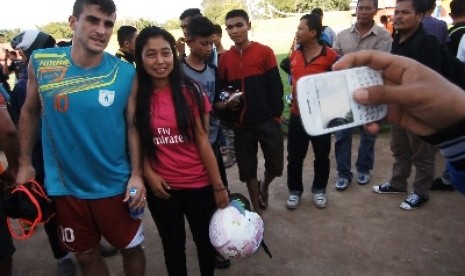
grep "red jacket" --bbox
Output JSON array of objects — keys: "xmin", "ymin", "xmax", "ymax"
[{"xmin": 218, "ymin": 42, "xmax": 284, "ymax": 125}]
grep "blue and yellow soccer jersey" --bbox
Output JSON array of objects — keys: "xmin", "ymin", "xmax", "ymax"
[{"xmin": 30, "ymin": 47, "xmax": 136, "ymax": 199}]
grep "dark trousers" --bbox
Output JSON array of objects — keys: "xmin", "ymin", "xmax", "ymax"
[
  {"xmin": 287, "ymin": 114, "xmax": 331, "ymax": 194},
  {"xmin": 211, "ymin": 141, "xmax": 228, "ymax": 187},
  {"xmin": 390, "ymin": 125, "xmax": 435, "ymax": 198},
  {"xmin": 146, "ymin": 185, "xmax": 216, "ymax": 276}
]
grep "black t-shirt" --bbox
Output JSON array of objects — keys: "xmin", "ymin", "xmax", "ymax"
[{"xmin": 392, "ymin": 25, "xmax": 443, "ymax": 74}]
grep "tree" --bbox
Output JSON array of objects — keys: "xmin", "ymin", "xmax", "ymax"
[
  {"xmin": 134, "ymin": 18, "xmax": 157, "ymax": 29},
  {"xmin": 0, "ymin": 29, "xmax": 21, "ymax": 43},
  {"xmin": 163, "ymin": 18, "xmax": 180, "ymax": 30},
  {"xmin": 40, "ymin": 22, "xmax": 73, "ymax": 40},
  {"xmin": 295, "ymin": 0, "xmax": 349, "ymax": 12},
  {"xmin": 202, "ymin": 0, "xmax": 246, "ymax": 24},
  {"xmin": 115, "ymin": 18, "xmax": 158, "ymax": 32},
  {"xmin": 268, "ymin": 0, "xmax": 296, "ymax": 12}
]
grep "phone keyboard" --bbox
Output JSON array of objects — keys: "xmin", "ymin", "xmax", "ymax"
[{"xmin": 353, "ymin": 68, "xmax": 385, "ymax": 122}]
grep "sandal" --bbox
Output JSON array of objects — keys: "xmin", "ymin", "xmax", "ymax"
[
  {"xmin": 258, "ymin": 180, "xmax": 268, "ymax": 210},
  {"xmin": 286, "ymin": 194, "xmax": 300, "ymax": 209}
]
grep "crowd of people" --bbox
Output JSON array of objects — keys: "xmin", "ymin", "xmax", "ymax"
[{"xmin": 0, "ymin": 0, "xmax": 464, "ymax": 275}]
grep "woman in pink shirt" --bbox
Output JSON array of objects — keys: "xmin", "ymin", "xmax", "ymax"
[{"xmin": 134, "ymin": 26, "xmax": 229, "ymax": 276}]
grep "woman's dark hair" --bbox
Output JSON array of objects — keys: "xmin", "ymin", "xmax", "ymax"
[
  {"xmin": 134, "ymin": 26, "xmax": 207, "ymax": 160},
  {"xmin": 300, "ymin": 13, "xmax": 323, "ymax": 40}
]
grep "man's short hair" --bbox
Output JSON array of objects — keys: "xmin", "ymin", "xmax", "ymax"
[
  {"xmin": 425, "ymin": 0, "xmax": 436, "ymax": 11},
  {"xmin": 380, "ymin": 15, "xmax": 388, "ymax": 23},
  {"xmin": 72, "ymin": 0, "xmax": 116, "ymax": 18},
  {"xmin": 300, "ymin": 13, "xmax": 323, "ymax": 38},
  {"xmin": 186, "ymin": 16, "xmax": 215, "ymax": 39},
  {"xmin": 179, "ymin": 8, "xmax": 201, "ymax": 20},
  {"xmin": 311, "ymin": 8, "xmax": 323, "ymax": 18},
  {"xmin": 225, "ymin": 9, "xmax": 249, "ymax": 22},
  {"xmin": 450, "ymin": 0, "xmax": 465, "ymax": 17},
  {"xmin": 117, "ymin": 25, "xmax": 137, "ymax": 47},
  {"xmin": 358, "ymin": 0, "xmax": 379, "ymax": 10},
  {"xmin": 396, "ymin": 0, "xmax": 428, "ymax": 14},
  {"xmin": 213, "ymin": 24, "xmax": 222, "ymax": 36}
]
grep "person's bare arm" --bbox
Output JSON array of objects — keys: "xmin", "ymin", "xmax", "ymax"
[
  {"xmin": 193, "ymin": 113, "xmax": 229, "ymax": 208},
  {"xmin": 124, "ymin": 77, "xmax": 146, "ymax": 209},
  {"xmin": 16, "ymin": 61, "xmax": 41, "ymax": 184},
  {"xmin": 0, "ymin": 106, "xmax": 19, "ymax": 186}
]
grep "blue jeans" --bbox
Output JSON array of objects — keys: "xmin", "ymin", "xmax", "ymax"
[{"xmin": 335, "ymin": 127, "xmax": 377, "ymax": 181}]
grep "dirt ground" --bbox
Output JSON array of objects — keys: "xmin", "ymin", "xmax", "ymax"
[{"xmin": 11, "ymin": 133, "xmax": 465, "ymax": 276}]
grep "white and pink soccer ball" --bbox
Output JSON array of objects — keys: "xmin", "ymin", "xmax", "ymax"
[{"xmin": 209, "ymin": 200, "xmax": 264, "ymax": 260}]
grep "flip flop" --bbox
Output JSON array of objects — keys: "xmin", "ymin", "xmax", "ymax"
[{"xmin": 258, "ymin": 180, "xmax": 268, "ymax": 210}]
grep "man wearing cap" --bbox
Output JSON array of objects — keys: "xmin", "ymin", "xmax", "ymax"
[{"xmin": 15, "ymin": 0, "xmax": 146, "ymax": 275}]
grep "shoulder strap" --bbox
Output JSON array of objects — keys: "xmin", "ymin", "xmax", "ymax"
[{"xmin": 449, "ymin": 26, "xmax": 465, "ymax": 36}]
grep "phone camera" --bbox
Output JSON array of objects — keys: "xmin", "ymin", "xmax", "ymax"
[{"xmin": 219, "ymin": 90, "xmax": 231, "ymax": 101}]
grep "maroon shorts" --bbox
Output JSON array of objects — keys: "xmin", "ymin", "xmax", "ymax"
[{"xmin": 54, "ymin": 194, "xmax": 143, "ymax": 252}]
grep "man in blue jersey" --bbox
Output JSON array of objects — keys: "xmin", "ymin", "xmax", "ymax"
[{"xmin": 16, "ymin": 0, "xmax": 146, "ymax": 275}]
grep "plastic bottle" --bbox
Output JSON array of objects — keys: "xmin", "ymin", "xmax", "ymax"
[{"xmin": 129, "ymin": 187, "xmax": 144, "ymax": 220}]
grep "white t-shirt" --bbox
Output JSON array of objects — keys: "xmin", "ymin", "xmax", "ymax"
[{"xmin": 457, "ymin": 35, "xmax": 465, "ymax": 62}]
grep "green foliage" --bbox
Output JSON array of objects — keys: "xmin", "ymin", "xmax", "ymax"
[
  {"xmin": 116, "ymin": 18, "xmax": 158, "ymax": 32},
  {"xmin": 276, "ymin": 53, "xmax": 292, "ymax": 134},
  {"xmin": 164, "ymin": 18, "xmax": 181, "ymax": 30},
  {"xmin": 0, "ymin": 29, "xmax": 22, "ymax": 42},
  {"xmin": 295, "ymin": 0, "xmax": 350, "ymax": 12},
  {"xmin": 134, "ymin": 18, "xmax": 157, "ymax": 29},
  {"xmin": 202, "ymin": 0, "xmax": 246, "ymax": 24},
  {"xmin": 40, "ymin": 22, "xmax": 73, "ymax": 40},
  {"xmin": 268, "ymin": 0, "xmax": 297, "ymax": 12}
]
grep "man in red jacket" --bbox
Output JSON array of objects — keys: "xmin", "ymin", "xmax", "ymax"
[{"xmin": 217, "ymin": 9, "xmax": 284, "ymax": 214}]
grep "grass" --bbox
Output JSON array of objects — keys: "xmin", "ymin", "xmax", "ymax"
[{"xmin": 276, "ymin": 53, "xmax": 292, "ymax": 135}]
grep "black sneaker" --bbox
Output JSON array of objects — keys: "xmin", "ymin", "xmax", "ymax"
[
  {"xmin": 400, "ymin": 192, "xmax": 429, "ymax": 210},
  {"xmin": 430, "ymin": 177, "xmax": 455, "ymax": 191},
  {"xmin": 372, "ymin": 182, "xmax": 406, "ymax": 194},
  {"xmin": 215, "ymin": 253, "xmax": 230, "ymax": 269}
]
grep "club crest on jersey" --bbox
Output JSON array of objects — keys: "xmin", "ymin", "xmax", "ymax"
[{"xmin": 99, "ymin": 90, "xmax": 115, "ymax": 107}]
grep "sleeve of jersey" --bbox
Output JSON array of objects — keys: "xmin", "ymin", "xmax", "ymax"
[
  {"xmin": 264, "ymin": 47, "xmax": 284, "ymax": 117},
  {"xmin": 422, "ymin": 119, "xmax": 465, "ymax": 193}
]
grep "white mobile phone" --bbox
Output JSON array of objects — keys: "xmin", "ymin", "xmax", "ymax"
[{"xmin": 296, "ymin": 66, "xmax": 387, "ymax": 136}]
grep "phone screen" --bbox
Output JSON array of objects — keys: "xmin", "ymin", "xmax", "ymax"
[{"xmin": 315, "ymin": 75, "xmax": 354, "ymax": 129}]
